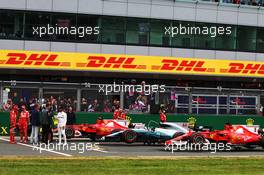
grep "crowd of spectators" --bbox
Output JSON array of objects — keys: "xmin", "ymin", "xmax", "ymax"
[
  {"xmin": 80, "ymin": 93, "xmax": 151, "ymax": 113},
  {"xmin": 2, "ymin": 92, "xmax": 77, "ymax": 112},
  {"xmin": 210, "ymin": 0, "xmax": 264, "ymax": 6},
  {"xmin": 1, "ymin": 89, "xmax": 260, "ymax": 116},
  {"xmin": 2, "ymin": 90, "xmax": 172, "ymax": 114},
  {"xmin": 80, "ymin": 98, "xmax": 118, "ymax": 112}
]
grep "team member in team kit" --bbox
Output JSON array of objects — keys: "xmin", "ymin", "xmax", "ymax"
[
  {"xmin": 9, "ymin": 105, "xmax": 18, "ymax": 144},
  {"xmin": 18, "ymin": 105, "xmax": 29, "ymax": 143},
  {"xmin": 159, "ymin": 107, "xmax": 167, "ymax": 123},
  {"xmin": 113, "ymin": 108, "xmax": 120, "ymax": 119},
  {"xmin": 120, "ymin": 109, "xmax": 127, "ymax": 120},
  {"xmin": 55, "ymin": 106, "xmax": 67, "ymax": 145}
]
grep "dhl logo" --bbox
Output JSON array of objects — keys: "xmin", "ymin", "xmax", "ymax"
[
  {"xmin": 159, "ymin": 59, "xmax": 207, "ymax": 72},
  {"xmin": 227, "ymin": 63, "xmax": 264, "ymax": 74},
  {"xmin": 0, "ymin": 51, "xmax": 264, "ymax": 77},
  {"xmin": 78, "ymin": 56, "xmax": 209, "ymax": 72},
  {"xmin": 0, "ymin": 53, "xmax": 70, "ymax": 67},
  {"xmin": 76, "ymin": 56, "xmax": 146, "ymax": 69}
]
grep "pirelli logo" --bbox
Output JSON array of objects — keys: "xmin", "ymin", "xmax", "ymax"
[{"xmin": 0, "ymin": 50, "xmax": 264, "ymax": 78}]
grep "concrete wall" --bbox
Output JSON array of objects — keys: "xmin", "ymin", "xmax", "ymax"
[{"xmin": 0, "ymin": 0, "xmax": 263, "ymax": 27}]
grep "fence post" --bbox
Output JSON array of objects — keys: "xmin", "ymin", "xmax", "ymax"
[
  {"xmin": 39, "ymin": 87, "xmax": 43, "ymax": 105},
  {"xmin": 188, "ymin": 89, "xmax": 192, "ymax": 114},
  {"xmin": 120, "ymin": 91, "xmax": 124, "ymax": 110},
  {"xmin": 227, "ymin": 92, "xmax": 230, "ymax": 114},
  {"xmin": 257, "ymin": 94, "xmax": 261, "ymax": 114},
  {"xmin": 0, "ymin": 81, "xmax": 3, "ymax": 109},
  {"xmin": 77, "ymin": 88, "xmax": 81, "ymax": 111}
]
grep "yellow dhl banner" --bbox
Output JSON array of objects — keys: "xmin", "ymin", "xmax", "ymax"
[{"xmin": 0, "ymin": 49, "xmax": 264, "ymax": 78}]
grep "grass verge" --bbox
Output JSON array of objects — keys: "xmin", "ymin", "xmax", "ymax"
[{"xmin": 0, "ymin": 157, "xmax": 264, "ymax": 175}]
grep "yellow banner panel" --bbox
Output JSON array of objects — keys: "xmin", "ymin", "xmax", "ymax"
[{"xmin": 0, "ymin": 50, "xmax": 263, "ymax": 78}]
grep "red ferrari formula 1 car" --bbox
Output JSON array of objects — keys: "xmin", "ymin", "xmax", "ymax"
[
  {"xmin": 64, "ymin": 118, "xmax": 132, "ymax": 141},
  {"xmin": 165, "ymin": 123, "xmax": 264, "ymax": 149}
]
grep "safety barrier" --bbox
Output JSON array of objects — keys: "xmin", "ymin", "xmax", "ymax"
[{"xmin": 0, "ymin": 112, "xmax": 264, "ymax": 135}]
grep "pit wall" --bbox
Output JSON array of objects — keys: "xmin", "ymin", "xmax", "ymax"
[{"xmin": 0, "ymin": 112, "xmax": 264, "ymax": 135}]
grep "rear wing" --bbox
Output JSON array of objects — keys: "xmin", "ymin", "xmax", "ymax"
[{"xmin": 233, "ymin": 125, "xmax": 260, "ymax": 134}]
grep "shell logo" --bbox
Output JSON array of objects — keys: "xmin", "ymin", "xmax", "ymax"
[
  {"xmin": 246, "ymin": 118, "xmax": 254, "ymax": 126},
  {"xmin": 187, "ymin": 117, "xmax": 196, "ymax": 128}
]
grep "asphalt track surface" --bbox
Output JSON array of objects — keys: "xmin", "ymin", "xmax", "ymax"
[{"xmin": 1, "ymin": 136, "xmax": 264, "ymax": 157}]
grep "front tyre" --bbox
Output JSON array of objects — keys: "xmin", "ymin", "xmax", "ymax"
[
  {"xmin": 189, "ymin": 133, "xmax": 206, "ymax": 145},
  {"xmin": 122, "ymin": 130, "xmax": 137, "ymax": 143},
  {"xmin": 260, "ymin": 137, "xmax": 264, "ymax": 149}
]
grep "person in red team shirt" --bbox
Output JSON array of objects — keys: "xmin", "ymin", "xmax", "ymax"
[
  {"xmin": 120, "ymin": 109, "xmax": 127, "ymax": 120},
  {"xmin": 18, "ymin": 105, "xmax": 29, "ymax": 143},
  {"xmin": 113, "ymin": 108, "xmax": 120, "ymax": 119},
  {"xmin": 9, "ymin": 105, "xmax": 18, "ymax": 144},
  {"xmin": 159, "ymin": 107, "xmax": 167, "ymax": 123}
]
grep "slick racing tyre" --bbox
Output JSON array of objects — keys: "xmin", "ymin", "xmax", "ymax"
[
  {"xmin": 189, "ymin": 132, "xmax": 206, "ymax": 145},
  {"xmin": 65, "ymin": 127, "xmax": 75, "ymax": 139},
  {"xmin": 260, "ymin": 137, "xmax": 264, "ymax": 149},
  {"xmin": 123, "ymin": 130, "xmax": 137, "ymax": 143}
]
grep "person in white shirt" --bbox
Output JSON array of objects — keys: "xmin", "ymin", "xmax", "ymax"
[{"xmin": 55, "ymin": 106, "xmax": 67, "ymax": 145}]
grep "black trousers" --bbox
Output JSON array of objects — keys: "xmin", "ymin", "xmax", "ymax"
[{"xmin": 42, "ymin": 124, "xmax": 51, "ymax": 144}]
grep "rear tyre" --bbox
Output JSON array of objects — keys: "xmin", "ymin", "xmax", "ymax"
[
  {"xmin": 65, "ymin": 127, "xmax": 74, "ymax": 139},
  {"xmin": 260, "ymin": 137, "xmax": 264, "ymax": 149},
  {"xmin": 122, "ymin": 130, "xmax": 137, "ymax": 143},
  {"xmin": 90, "ymin": 134, "xmax": 96, "ymax": 142}
]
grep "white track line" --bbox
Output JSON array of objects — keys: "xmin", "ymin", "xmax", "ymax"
[
  {"xmin": 0, "ymin": 137, "xmax": 72, "ymax": 157},
  {"xmin": 92, "ymin": 148, "xmax": 109, "ymax": 153}
]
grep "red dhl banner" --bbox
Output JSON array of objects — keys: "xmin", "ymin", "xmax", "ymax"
[{"xmin": 0, "ymin": 49, "xmax": 264, "ymax": 78}]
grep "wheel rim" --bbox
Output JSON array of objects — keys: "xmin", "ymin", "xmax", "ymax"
[
  {"xmin": 125, "ymin": 131, "xmax": 137, "ymax": 142},
  {"xmin": 194, "ymin": 136, "xmax": 204, "ymax": 144},
  {"xmin": 127, "ymin": 132, "xmax": 135, "ymax": 140},
  {"xmin": 66, "ymin": 129, "xmax": 73, "ymax": 137}
]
